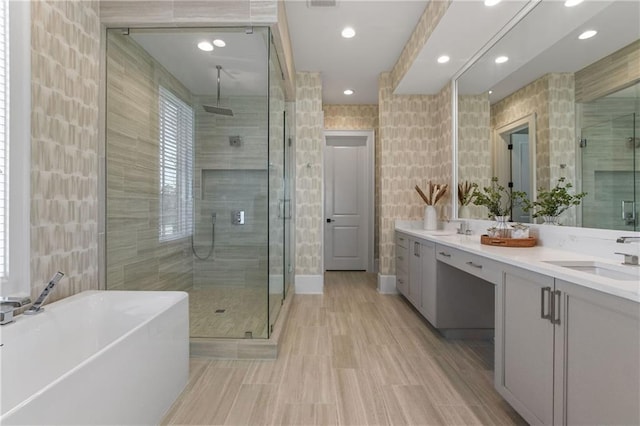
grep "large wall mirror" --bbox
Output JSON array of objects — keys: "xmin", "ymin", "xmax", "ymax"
[{"xmin": 455, "ymin": 0, "xmax": 639, "ymax": 231}]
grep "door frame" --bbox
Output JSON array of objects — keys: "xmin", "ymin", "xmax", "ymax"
[{"xmin": 322, "ymin": 129, "xmax": 375, "ymax": 273}]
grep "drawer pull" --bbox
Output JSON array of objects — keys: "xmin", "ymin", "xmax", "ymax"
[
  {"xmin": 397, "ymin": 256, "xmax": 404, "ymax": 262},
  {"xmin": 438, "ymin": 251, "xmax": 452, "ymax": 258},
  {"xmin": 551, "ymin": 290, "xmax": 562, "ymax": 325},
  {"xmin": 466, "ymin": 261, "xmax": 483, "ymax": 269},
  {"xmin": 540, "ymin": 287, "xmax": 551, "ymax": 320}
]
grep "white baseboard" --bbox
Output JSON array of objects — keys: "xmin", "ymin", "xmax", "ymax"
[
  {"xmin": 377, "ymin": 274, "xmax": 398, "ymax": 294},
  {"xmin": 295, "ymin": 274, "xmax": 324, "ymax": 294}
]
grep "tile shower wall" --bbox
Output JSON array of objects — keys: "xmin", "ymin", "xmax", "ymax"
[
  {"xmin": 106, "ymin": 32, "xmax": 193, "ymax": 291},
  {"xmin": 192, "ymin": 95, "xmax": 269, "ymax": 288},
  {"xmin": 378, "ymin": 73, "xmax": 452, "ymax": 275},
  {"xmin": 323, "ymin": 104, "xmax": 380, "ymax": 262},
  {"xmin": 295, "ymin": 72, "xmax": 323, "ymax": 276},
  {"xmin": 31, "ymin": 0, "xmax": 100, "ymax": 301},
  {"xmin": 458, "ymin": 94, "xmax": 491, "ymax": 218}
]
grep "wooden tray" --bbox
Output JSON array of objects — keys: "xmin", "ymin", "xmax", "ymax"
[{"xmin": 481, "ymin": 235, "xmax": 537, "ymax": 247}]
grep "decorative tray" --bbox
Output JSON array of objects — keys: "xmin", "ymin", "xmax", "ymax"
[{"xmin": 480, "ymin": 235, "xmax": 537, "ymax": 247}]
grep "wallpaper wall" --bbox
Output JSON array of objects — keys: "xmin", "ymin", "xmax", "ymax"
[
  {"xmin": 295, "ymin": 72, "xmax": 323, "ymax": 276},
  {"xmin": 490, "ymin": 73, "xmax": 577, "ymax": 225},
  {"xmin": 30, "ymin": 0, "xmax": 100, "ymax": 301},
  {"xmin": 379, "ymin": 73, "xmax": 452, "ymax": 276},
  {"xmin": 323, "ymin": 104, "xmax": 379, "ymax": 261},
  {"xmin": 458, "ymin": 94, "xmax": 491, "ymax": 218}
]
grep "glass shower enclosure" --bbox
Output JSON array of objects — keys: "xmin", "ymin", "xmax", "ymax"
[
  {"xmin": 579, "ymin": 82, "xmax": 639, "ymax": 231},
  {"xmin": 105, "ymin": 27, "xmax": 292, "ymax": 339}
]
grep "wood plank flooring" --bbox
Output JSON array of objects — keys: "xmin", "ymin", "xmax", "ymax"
[{"xmin": 163, "ymin": 271, "xmax": 526, "ymax": 425}]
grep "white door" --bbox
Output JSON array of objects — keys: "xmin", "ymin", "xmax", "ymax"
[{"xmin": 324, "ymin": 131, "xmax": 373, "ymax": 271}]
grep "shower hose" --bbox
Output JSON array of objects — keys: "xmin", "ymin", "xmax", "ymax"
[{"xmin": 191, "ymin": 216, "xmax": 215, "ymax": 261}]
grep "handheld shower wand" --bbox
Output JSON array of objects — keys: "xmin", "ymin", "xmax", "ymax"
[{"xmin": 24, "ymin": 271, "xmax": 65, "ymax": 315}]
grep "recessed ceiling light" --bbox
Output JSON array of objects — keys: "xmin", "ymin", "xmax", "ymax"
[
  {"xmin": 213, "ymin": 39, "xmax": 226, "ymax": 47},
  {"xmin": 495, "ymin": 55, "xmax": 509, "ymax": 64},
  {"xmin": 341, "ymin": 27, "xmax": 356, "ymax": 39},
  {"xmin": 344, "ymin": 89, "xmax": 354, "ymax": 95},
  {"xmin": 564, "ymin": 0, "xmax": 584, "ymax": 7},
  {"xmin": 484, "ymin": 0, "xmax": 501, "ymax": 6},
  {"xmin": 489, "ymin": 90, "xmax": 493, "ymax": 94},
  {"xmin": 197, "ymin": 41, "xmax": 214, "ymax": 52},
  {"xmin": 578, "ymin": 30, "xmax": 597, "ymax": 40},
  {"xmin": 437, "ymin": 55, "xmax": 450, "ymax": 64}
]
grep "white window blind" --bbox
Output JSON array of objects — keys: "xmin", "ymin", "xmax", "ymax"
[
  {"xmin": 0, "ymin": 0, "xmax": 9, "ymax": 281},
  {"xmin": 159, "ymin": 86, "xmax": 193, "ymax": 242}
]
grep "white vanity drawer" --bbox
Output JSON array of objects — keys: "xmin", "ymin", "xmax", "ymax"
[
  {"xmin": 396, "ymin": 232, "xmax": 409, "ymax": 249},
  {"xmin": 436, "ymin": 244, "xmax": 502, "ymax": 285}
]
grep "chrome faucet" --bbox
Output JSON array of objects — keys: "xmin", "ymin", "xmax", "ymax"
[
  {"xmin": 0, "ymin": 296, "xmax": 32, "ymax": 325},
  {"xmin": 616, "ymin": 236, "xmax": 640, "ymax": 243},
  {"xmin": 24, "ymin": 271, "xmax": 65, "ymax": 315}
]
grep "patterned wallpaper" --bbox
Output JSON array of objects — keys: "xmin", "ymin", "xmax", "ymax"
[
  {"xmin": 323, "ymin": 104, "xmax": 379, "ymax": 260},
  {"xmin": 30, "ymin": 0, "xmax": 100, "ymax": 302},
  {"xmin": 458, "ymin": 94, "xmax": 491, "ymax": 218},
  {"xmin": 295, "ymin": 72, "xmax": 323, "ymax": 275},
  {"xmin": 379, "ymin": 73, "xmax": 452, "ymax": 275},
  {"xmin": 490, "ymin": 73, "xmax": 577, "ymax": 225},
  {"xmin": 390, "ymin": 0, "xmax": 452, "ymax": 90}
]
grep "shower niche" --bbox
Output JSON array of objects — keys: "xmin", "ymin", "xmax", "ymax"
[{"xmin": 105, "ymin": 26, "xmax": 292, "ymax": 342}]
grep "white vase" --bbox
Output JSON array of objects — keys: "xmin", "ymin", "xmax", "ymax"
[
  {"xmin": 424, "ymin": 205, "xmax": 437, "ymax": 230},
  {"xmin": 492, "ymin": 215, "xmax": 511, "ymax": 238},
  {"xmin": 459, "ymin": 205, "xmax": 470, "ymax": 219}
]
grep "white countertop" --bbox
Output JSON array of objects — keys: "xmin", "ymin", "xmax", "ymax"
[{"xmin": 395, "ymin": 223, "xmax": 640, "ymax": 303}]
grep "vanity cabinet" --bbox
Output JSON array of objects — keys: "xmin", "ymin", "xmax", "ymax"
[
  {"xmin": 395, "ymin": 233, "xmax": 408, "ymax": 296},
  {"xmin": 498, "ymin": 266, "xmax": 640, "ymax": 425}
]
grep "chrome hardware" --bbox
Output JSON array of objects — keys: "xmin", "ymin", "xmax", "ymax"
[
  {"xmin": 551, "ymin": 290, "xmax": 562, "ymax": 325},
  {"xmin": 466, "ymin": 261, "xmax": 483, "ymax": 269},
  {"xmin": 615, "ymin": 252, "xmax": 639, "ymax": 266},
  {"xmin": 414, "ymin": 242, "xmax": 420, "ymax": 257},
  {"xmin": 456, "ymin": 221, "xmax": 469, "ymax": 235},
  {"xmin": 24, "ymin": 272, "xmax": 65, "ymax": 316},
  {"xmin": 616, "ymin": 236, "xmax": 640, "ymax": 243},
  {"xmin": 231, "ymin": 211, "xmax": 245, "ymax": 225},
  {"xmin": 540, "ymin": 287, "xmax": 551, "ymax": 320},
  {"xmin": 0, "ymin": 297, "xmax": 32, "ymax": 325},
  {"xmin": 438, "ymin": 251, "xmax": 451, "ymax": 258}
]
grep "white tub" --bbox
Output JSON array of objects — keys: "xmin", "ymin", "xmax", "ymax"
[{"xmin": 0, "ymin": 290, "xmax": 189, "ymax": 425}]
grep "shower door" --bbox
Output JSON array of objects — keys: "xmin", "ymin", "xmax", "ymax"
[{"xmin": 581, "ymin": 113, "xmax": 638, "ymax": 231}]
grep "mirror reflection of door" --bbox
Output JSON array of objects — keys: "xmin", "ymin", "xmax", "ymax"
[{"xmin": 494, "ymin": 114, "xmax": 536, "ymax": 223}]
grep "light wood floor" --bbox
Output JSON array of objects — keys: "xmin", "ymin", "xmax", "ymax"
[{"xmin": 163, "ymin": 271, "xmax": 526, "ymax": 425}]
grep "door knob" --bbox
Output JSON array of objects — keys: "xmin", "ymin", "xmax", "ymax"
[{"xmin": 326, "ymin": 218, "xmax": 335, "ymax": 223}]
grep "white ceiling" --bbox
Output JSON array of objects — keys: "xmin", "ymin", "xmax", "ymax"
[{"xmin": 125, "ymin": 0, "xmax": 639, "ymax": 106}]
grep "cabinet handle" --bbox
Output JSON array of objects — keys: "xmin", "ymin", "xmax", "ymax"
[
  {"xmin": 438, "ymin": 251, "xmax": 451, "ymax": 258},
  {"xmin": 466, "ymin": 261, "xmax": 483, "ymax": 269},
  {"xmin": 414, "ymin": 242, "xmax": 420, "ymax": 257},
  {"xmin": 551, "ymin": 290, "xmax": 562, "ymax": 325},
  {"xmin": 541, "ymin": 287, "xmax": 552, "ymax": 320},
  {"xmin": 397, "ymin": 279, "xmax": 404, "ymax": 284},
  {"xmin": 399, "ymin": 237, "xmax": 405, "ymax": 242},
  {"xmin": 397, "ymin": 256, "xmax": 404, "ymax": 262}
]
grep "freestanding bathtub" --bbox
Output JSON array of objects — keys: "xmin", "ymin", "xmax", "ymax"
[{"xmin": 0, "ymin": 290, "xmax": 189, "ymax": 425}]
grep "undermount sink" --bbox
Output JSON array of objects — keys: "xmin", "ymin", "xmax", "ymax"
[{"xmin": 543, "ymin": 260, "xmax": 640, "ymax": 281}]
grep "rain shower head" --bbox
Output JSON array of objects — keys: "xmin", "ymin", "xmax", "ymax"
[{"xmin": 203, "ymin": 65, "xmax": 234, "ymax": 117}]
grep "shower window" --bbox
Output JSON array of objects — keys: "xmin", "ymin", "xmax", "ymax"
[{"xmin": 159, "ymin": 86, "xmax": 194, "ymax": 241}]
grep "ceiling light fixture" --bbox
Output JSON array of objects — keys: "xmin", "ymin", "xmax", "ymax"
[
  {"xmin": 197, "ymin": 41, "xmax": 214, "ymax": 52},
  {"xmin": 213, "ymin": 39, "xmax": 226, "ymax": 47},
  {"xmin": 437, "ymin": 55, "xmax": 450, "ymax": 64},
  {"xmin": 495, "ymin": 55, "xmax": 509, "ymax": 64},
  {"xmin": 484, "ymin": 0, "xmax": 501, "ymax": 6},
  {"xmin": 341, "ymin": 27, "xmax": 356, "ymax": 39},
  {"xmin": 578, "ymin": 30, "xmax": 597, "ymax": 40},
  {"xmin": 489, "ymin": 90, "xmax": 493, "ymax": 94},
  {"xmin": 564, "ymin": 0, "xmax": 584, "ymax": 7},
  {"xmin": 344, "ymin": 89, "xmax": 354, "ymax": 95}
]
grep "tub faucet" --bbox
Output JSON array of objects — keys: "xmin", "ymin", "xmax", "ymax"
[
  {"xmin": 24, "ymin": 271, "xmax": 65, "ymax": 315},
  {"xmin": 616, "ymin": 236, "xmax": 640, "ymax": 243},
  {"xmin": 0, "ymin": 296, "xmax": 32, "ymax": 325}
]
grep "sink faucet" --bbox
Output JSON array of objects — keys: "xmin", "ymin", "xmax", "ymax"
[
  {"xmin": 0, "ymin": 297, "xmax": 32, "ymax": 325},
  {"xmin": 616, "ymin": 236, "xmax": 640, "ymax": 243}
]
